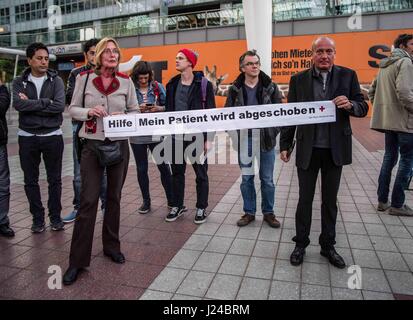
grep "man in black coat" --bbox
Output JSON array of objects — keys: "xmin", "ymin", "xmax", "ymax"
[
  {"xmin": 0, "ymin": 81, "xmax": 14, "ymax": 237},
  {"xmin": 280, "ymin": 36, "xmax": 368, "ymax": 268}
]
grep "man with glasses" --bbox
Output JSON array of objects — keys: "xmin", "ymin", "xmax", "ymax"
[
  {"xmin": 62, "ymin": 38, "xmax": 108, "ymax": 223},
  {"xmin": 280, "ymin": 36, "xmax": 368, "ymax": 268},
  {"xmin": 225, "ymin": 50, "xmax": 282, "ymax": 229}
]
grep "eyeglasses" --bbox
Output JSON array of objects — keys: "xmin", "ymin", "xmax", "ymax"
[
  {"xmin": 243, "ymin": 61, "xmax": 260, "ymax": 67},
  {"xmin": 88, "ymin": 50, "xmax": 96, "ymax": 56},
  {"xmin": 102, "ymin": 48, "xmax": 120, "ymax": 55}
]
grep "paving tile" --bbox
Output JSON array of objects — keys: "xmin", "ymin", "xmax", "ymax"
[
  {"xmin": 302, "ymin": 262, "xmax": 330, "ymax": 286},
  {"xmin": 139, "ymin": 290, "xmax": 174, "ymax": 300},
  {"xmin": 258, "ymin": 227, "xmax": 281, "ymax": 242},
  {"xmin": 332, "ymin": 288, "xmax": 363, "ymax": 300},
  {"xmin": 204, "ymin": 236, "xmax": 233, "ymax": 254},
  {"xmin": 148, "ymin": 267, "xmax": 189, "ymax": 293},
  {"xmin": 252, "ymin": 240, "xmax": 278, "ymax": 259},
  {"xmin": 362, "ymin": 290, "xmax": 394, "ymax": 300},
  {"xmin": 301, "ymin": 284, "xmax": 332, "ymax": 300},
  {"xmin": 369, "ymin": 236, "xmax": 398, "ymax": 252},
  {"xmin": 360, "ymin": 268, "xmax": 392, "ymax": 293},
  {"xmin": 402, "ymin": 253, "xmax": 413, "ymax": 272},
  {"xmin": 176, "ymin": 271, "xmax": 215, "ymax": 297},
  {"xmin": 192, "ymin": 252, "xmax": 225, "ymax": 273},
  {"xmin": 207, "ymin": 212, "xmax": 227, "ymax": 224},
  {"xmin": 273, "ymin": 259, "xmax": 301, "ymax": 283},
  {"xmin": 228, "ymin": 238, "xmax": 256, "ymax": 256},
  {"xmin": 194, "ymin": 223, "xmax": 221, "ymax": 236},
  {"xmin": 182, "ymin": 235, "xmax": 211, "ymax": 251},
  {"xmin": 348, "ymin": 234, "xmax": 373, "ymax": 250},
  {"xmin": 386, "ymin": 225, "xmax": 412, "ymax": 239},
  {"xmin": 168, "ymin": 249, "xmax": 202, "ymax": 270},
  {"xmin": 385, "ymin": 271, "xmax": 413, "ymax": 295},
  {"xmin": 268, "ymin": 280, "xmax": 300, "ymax": 300},
  {"xmin": 393, "ymin": 238, "xmax": 413, "ymax": 254},
  {"xmin": 215, "ymin": 224, "xmax": 239, "ymax": 238},
  {"xmin": 236, "ymin": 226, "xmax": 261, "ymax": 240},
  {"xmin": 237, "ymin": 277, "xmax": 271, "ymax": 300},
  {"xmin": 205, "ymin": 274, "xmax": 242, "ymax": 300},
  {"xmin": 376, "ymin": 251, "xmax": 410, "ymax": 271},
  {"xmin": 344, "ymin": 222, "xmax": 367, "ymax": 235},
  {"xmin": 276, "ymin": 242, "xmax": 296, "ymax": 261},
  {"xmin": 352, "ymin": 249, "xmax": 381, "ymax": 269},
  {"xmin": 365, "ymin": 223, "xmax": 389, "ymax": 237},
  {"xmin": 245, "ymin": 257, "xmax": 275, "ymax": 280},
  {"xmin": 172, "ymin": 294, "xmax": 202, "ymax": 300},
  {"xmin": 218, "ymin": 254, "xmax": 250, "ymax": 276}
]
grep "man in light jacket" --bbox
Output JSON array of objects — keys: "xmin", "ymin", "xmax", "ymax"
[{"xmin": 369, "ymin": 34, "xmax": 413, "ymax": 216}]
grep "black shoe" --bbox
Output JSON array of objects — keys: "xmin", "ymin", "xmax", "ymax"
[
  {"xmin": 0, "ymin": 224, "xmax": 15, "ymax": 238},
  {"xmin": 320, "ymin": 248, "xmax": 346, "ymax": 269},
  {"xmin": 138, "ymin": 201, "xmax": 151, "ymax": 214},
  {"xmin": 63, "ymin": 267, "xmax": 82, "ymax": 285},
  {"xmin": 290, "ymin": 246, "xmax": 305, "ymax": 266},
  {"xmin": 104, "ymin": 251, "xmax": 126, "ymax": 264},
  {"xmin": 51, "ymin": 221, "xmax": 65, "ymax": 231},
  {"xmin": 165, "ymin": 206, "xmax": 186, "ymax": 222},
  {"xmin": 194, "ymin": 208, "xmax": 207, "ymax": 224},
  {"xmin": 31, "ymin": 223, "xmax": 45, "ymax": 234}
]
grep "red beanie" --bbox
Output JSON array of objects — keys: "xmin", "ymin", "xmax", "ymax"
[{"xmin": 178, "ymin": 48, "xmax": 198, "ymax": 68}]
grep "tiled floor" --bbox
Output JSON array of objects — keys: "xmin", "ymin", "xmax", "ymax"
[{"xmin": 1, "ymin": 117, "xmax": 412, "ymax": 300}]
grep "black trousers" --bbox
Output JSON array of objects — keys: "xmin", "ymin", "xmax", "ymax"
[
  {"xmin": 170, "ymin": 139, "xmax": 209, "ymax": 209},
  {"xmin": 18, "ymin": 135, "xmax": 64, "ymax": 225},
  {"xmin": 69, "ymin": 139, "xmax": 129, "ymax": 268},
  {"xmin": 293, "ymin": 148, "xmax": 342, "ymax": 249}
]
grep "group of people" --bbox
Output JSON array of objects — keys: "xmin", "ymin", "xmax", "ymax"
[{"xmin": 0, "ymin": 33, "xmax": 410, "ymax": 286}]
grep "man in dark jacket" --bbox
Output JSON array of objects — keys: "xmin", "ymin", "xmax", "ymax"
[
  {"xmin": 12, "ymin": 42, "xmax": 66, "ymax": 233},
  {"xmin": 225, "ymin": 49, "xmax": 281, "ymax": 229},
  {"xmin": 62, "ymin": 38, "xmax": 107, "ymax": 224},
  {"xmin": 0, "ymin": 81, "xmax": 14, "ymax": 237},
  {"xmin": 165, "ymin": 48, "xmax": 216, "ymax": 224},
  {"xmin": 280, "ymin": 36, "xmax": 368, "ymax": 268}
]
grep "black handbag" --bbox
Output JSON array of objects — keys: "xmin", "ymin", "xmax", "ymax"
[{"xmin": 93, "ymin": 140, "xmax": 123, "ymax": 167}]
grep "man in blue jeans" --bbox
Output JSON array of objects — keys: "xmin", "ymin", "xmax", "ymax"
[
  {"xmin": 225, "ymin": 50, "xmax": 281, "ymax": 228},
  {"xmin": 62, "ymin": 38, "xmax": 107, "ymax": 223},
  {"xmin": 370, "ymin": 34, "xmax": 413, "ymax": 216}
]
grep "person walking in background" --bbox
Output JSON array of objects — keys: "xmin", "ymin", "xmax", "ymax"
[
  {"xmin": 369, "ymin": 33, "xmax": 413, "ymax": 216},
  {"xmin": 12, "ymin": 42, "xmax": 66, "ymax": 234},
  {"xmin": 129, "ymin": 61, "xmax": 172, "ymax": 214}
]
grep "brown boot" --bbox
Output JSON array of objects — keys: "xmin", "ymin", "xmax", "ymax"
[
  {"xmin": 237, "ymin": 214, "xmax": 255, "ymax": 227},
  {"xmin": 263, "ymin": 213, "xmax": 281, "ymax": 228}
]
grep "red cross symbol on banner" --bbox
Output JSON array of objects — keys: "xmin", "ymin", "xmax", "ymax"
[{"xmin": 319, "ymin": 106, "xmax": 325, "ymax": 112}]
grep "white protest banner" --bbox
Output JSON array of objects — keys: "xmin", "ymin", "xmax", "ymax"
[{"xmin": 103, "ymin": 101, "xmax": 336, "ymax": 138}]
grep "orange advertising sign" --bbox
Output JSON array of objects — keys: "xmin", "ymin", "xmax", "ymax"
[{"xmin": 122, "ymin": 28, "xmax": 413, "ymax": 85}]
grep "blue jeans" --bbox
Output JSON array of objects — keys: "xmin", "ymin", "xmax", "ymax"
[
  {"xmin": 72, "ymin": 123, "xmax": 107, "ymax": 210},
  {"xmin": 238, "ymin": 136, "xmax": 276, "ymax": 215},
  {"xmin": 378, "ymin": 131, "xmax": 413, "ymax": 208},
  {"xmin": 130, "ymin": 142, "xmax": 172, "ymax": 204},
  {"xmin": 0, "ymin": 145, "xmax": 10, "ymax": 226}
]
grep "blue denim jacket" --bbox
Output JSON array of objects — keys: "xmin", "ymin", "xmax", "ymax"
[
  {"xmin": 135, "ymin": 81, "xmax": 166, "ymax": 106},
  {"xmin": 131, "ymin": 81, "xmax": 167, "ymax": 144}
]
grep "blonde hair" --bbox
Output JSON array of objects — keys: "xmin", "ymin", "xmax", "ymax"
[{"xmin": 95, "ymin": 37, "xmax": 122, "ymax": 70}]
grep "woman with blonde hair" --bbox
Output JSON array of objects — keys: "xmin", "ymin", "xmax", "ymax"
[{"xmin": 63, "ymin": 37, "xmax": 139, "ymax": 285}]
